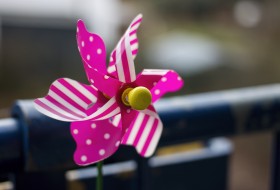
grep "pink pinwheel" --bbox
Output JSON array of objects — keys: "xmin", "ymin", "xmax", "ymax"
[{"xmin": 34, "ymin": 14, "xmax": 183, "ymax": 166}]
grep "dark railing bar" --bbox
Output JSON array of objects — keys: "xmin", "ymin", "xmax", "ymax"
[
  {"xmin": 0, "ymin": 83, "xmax": 279, "ymax": 173},
  {"xmin": 149, "ymin": 138, "xmax": 232, "ymax": 168}
]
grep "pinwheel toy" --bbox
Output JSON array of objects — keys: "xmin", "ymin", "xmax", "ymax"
[{"xmin": 34, "ymin": 14, "xmax": 183, "ymax": 166}]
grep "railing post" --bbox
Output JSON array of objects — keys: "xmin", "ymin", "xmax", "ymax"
[
  {"xmin": 12, "ymin": 100, "xmax": 76, "ymax": 171},
  {"xmin": 136, "ymin": 157, "xmax": 150, "ymax": 190},
  {"xmin": 271, "ymin": 130, "xmax": 280, "ymax": 190},
  {"xmin": 0, "ymin": 118, "xmax": 22, "ymax": 172}
]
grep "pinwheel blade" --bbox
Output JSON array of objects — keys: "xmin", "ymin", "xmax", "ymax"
[
  {"xmin": 135, "ymin": 69, "xmax": 184, "ymax": 103},
  {"xmin": 121, "ymin": 105, "xmax": 163, "ymax": 157},
  {"xmin": 76, "ymin": 20, "xmax": 107, "ymax": 74},
  {"xmin": 77, "ymin": 20, "xmax": 122, "ymax": 97},
  {"xmin": 34, "ymin": 78, "xmax": 99, "ymax": 121},
  {"xmin": 71, "ymin": 120, "xmax": 122, "ymax": 165},
  {"xmin": 108, "ymin": 14, "xmax": 143, "ymax": 82}
]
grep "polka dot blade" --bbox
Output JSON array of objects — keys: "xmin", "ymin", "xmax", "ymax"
[
  {"xmin": 71, "ymin": 120, "xmax": 122, "ymax": 166},
  {"xmin": 151, "ymin": 70, "xmax": 183, "ymax": 102},
  {"xmin": 76, "ymin": 20, "xmax": 107, "ymax": 74},
  {"xmin": 135, "ymin": 69, "xmax": 183, "ymax": 103}
]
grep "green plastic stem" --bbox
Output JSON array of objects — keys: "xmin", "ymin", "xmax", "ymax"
[{"xmin": 96, "ymin": 161, "xmax": 103, "ymax": 190}]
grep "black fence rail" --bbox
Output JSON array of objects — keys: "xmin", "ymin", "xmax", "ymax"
[{"xmin": 0, "ymin": 84, "xmax": 280, "ymax": 190}]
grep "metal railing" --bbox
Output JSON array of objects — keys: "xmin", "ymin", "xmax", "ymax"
[{"xmin": 0, "ymin": 84, "xmax": 280, "ymax": 190}]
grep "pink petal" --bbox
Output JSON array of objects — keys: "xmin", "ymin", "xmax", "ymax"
[
  {"xmin": 34, "ymin": 78, "xmax": 100, "ymax": 122},
  {"xmin": 108, "ymin": 14, "xmax": 143, "ymax": 83},
  {"xmin": 122, "ymin": 105, "xmax": 163, "ymax": 157},
  {"xmin": 76, "ymin": 20, "xmax": 107, "ymax": 75},
  {"xmin": 71, "ymin": 120, "xmax": 122, "ymax": 165},
  {"xmin": 135, "ymin": 69, "xmax": 184, "ymax": 103}
]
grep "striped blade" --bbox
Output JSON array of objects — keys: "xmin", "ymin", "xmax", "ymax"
[
  {"xmin": 135, "ymin": 69, "xmax": 184, "ymax": 103},
  {"xmin": 34, "ymin": 78, "xmax": 121, "ymax": 122},
  {"xmin": 107, "ymin": 14, "xmax": 143, "ymax": 81},
  {"xmin": 76, "ymin": 19, "xmax": 107, "ymax": 75},
  {"xmin": 121, "ymin": 105, "xmax": 163, "ymax": 157},
  {"xmin": 34, "ymin": 78, "xmax": 99, "ymax": 121},
  {"xmin": 71, "ymin": 120, "xmax": 122, "ymax": 165}
]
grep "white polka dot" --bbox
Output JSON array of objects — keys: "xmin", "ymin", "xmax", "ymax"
[
  {"xmin": 104, "ymin": 75, "xmax": 109, "ymax": 79},
  {"xmin": 77, "ymin": 27, "xmax": 79, "ymax": 33},
  {"xmin": 97, "ymin": 48, "xmax": 102, "ymax": 54},
  {"xmin": 115, "ymin": 141, "xmax": 120, "ymax": 147},
  {"xmin": 153, "ymin": 82, "xmax": 157, "ymax": 86},
  {"xmin": 155, "ymin": 89, "xmax": 160, "ymax": 95},
  {"xmin": 87, "ymin": 54, "xmax": 90, "ymax": 61},
  {"xmin": 127, "ymin": 109, "xmax": 131, "ymax": 113},
  {"xmin": 99, "ymin": 149, "xmax": 105, "ymax": 156},
  {"xmin": 94, "ymin": 68, "xmax": 98, "ymax": 71},
  {"xmin": 177, "ymin": 76, "xmax": 182, "ymax": 80},
  {"xmin": 81, "ymin": 41, "xmax": 85, "ymax": 47},
  {"xmin": 73, "ymin": 129, "xmax": 78, "ymax": 134},
  {"xmin": 90, "ymin": 79, "xmax": 94, "ymax": 83},
  {"xmin": 91, "ymin": 123, "xmax": 96, "ymax": 129},
  {"xmin": 89, "ymin": 36, "xmax": 94, "ymax": 42},
  {"xmin": 161, "ymin": 77, "xmax": 167, "ymax": 82},
  {"xmin": 81, "ymin": 155, "xmax": 87, "ymax": 162},
  {"xmin": 104, "ymin": 133, "xmax": 110, "ymax": 139},
  {"xmin": 86, "ymin": 139, "xmax": 92, "ymax": 145}
]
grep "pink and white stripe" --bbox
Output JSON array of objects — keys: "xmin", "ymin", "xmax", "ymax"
[
  {"xmin": 121, "ymin": 106, "xmax": 163, "ymax": 157},
  {"xmin": 34, "ymin": 78, "xmax": 95, "ymax": 121},
  {"xmin": 129, "ymin": 14, "xmax": 142, "ymax": 58},
  {"xmin": 141, "ymin": 69, "xmax": 169, "ymax": 76},
  {"xmin": 115, "ymin": 34, "xmax": 136, "ymax": 82},
  {"xmin": 107, "ymin": 14, "xmax": 142, "ymax": 81}
]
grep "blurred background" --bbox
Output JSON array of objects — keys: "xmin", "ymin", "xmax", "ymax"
[{"xmin": 0, "ymin": 0, "xmax": 279, "ymax": 189}]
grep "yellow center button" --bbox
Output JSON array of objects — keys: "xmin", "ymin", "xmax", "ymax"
[{"xmin": 121, "ymin": 86, "xmax": 152, "ymax": 110}]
